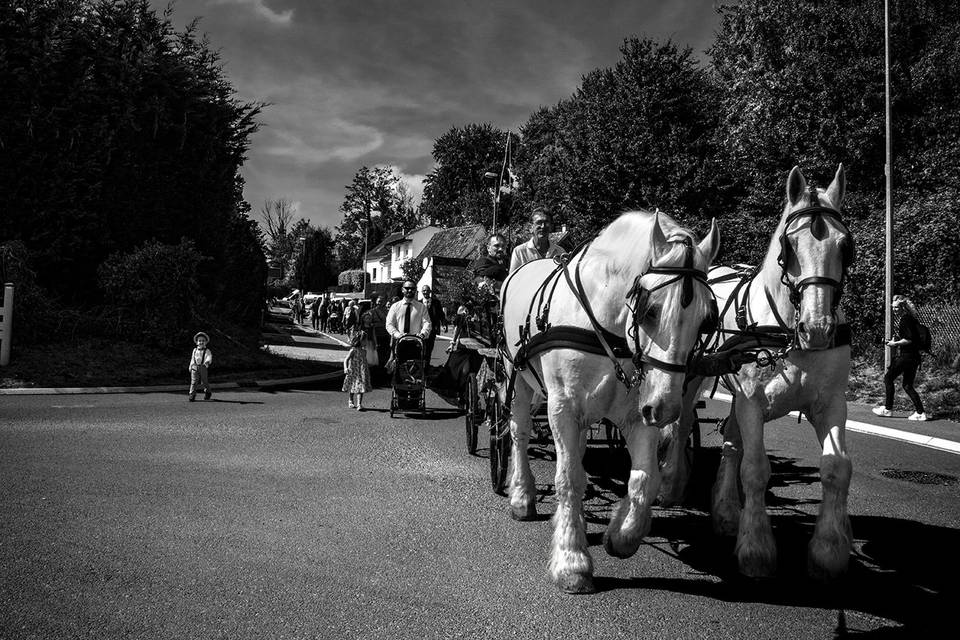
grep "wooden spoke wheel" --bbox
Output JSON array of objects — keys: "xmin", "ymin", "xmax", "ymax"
[
  {"xmin": 464, "ymin": 373, "xmax": 480, "ymax": 455},
  {"xmin": 488, "ymin": 392, "xmax": 511, "ymax": 495}
]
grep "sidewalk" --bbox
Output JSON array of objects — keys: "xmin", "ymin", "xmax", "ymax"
[
  {"xmin": 3, "ymin": 311, "xmax": 957, "ymax": 454},
  {"xmin": 710, "ymin": 392, "xmax": 960, "ymax": 455}
]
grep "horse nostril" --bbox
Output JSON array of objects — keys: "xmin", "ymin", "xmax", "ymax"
[{"xmin": 641, "ymin": 405, "xmax": 658, "ymax": 424}]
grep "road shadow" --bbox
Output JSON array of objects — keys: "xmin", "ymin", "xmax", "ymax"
[
  {"xmin": 607, "ymin": 511, "xmax": 958, "ymax": 636},
  {"xmin": 576, "ymin": 446, "xmax": 957, "ymax": 635},
  {"xmin": 208, "ymin": 398, "xmax": 265, "ymax": 405},
  {"xmin": 517, "ymin": 442, "xmax": 955, "ymax": 633}
]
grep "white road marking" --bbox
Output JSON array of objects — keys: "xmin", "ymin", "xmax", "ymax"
[{"xmin": 707, "ymin": 392, "xmax": 960, "ymax": 455}]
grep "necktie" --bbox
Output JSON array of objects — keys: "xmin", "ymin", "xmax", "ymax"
[{"xmin": 403, "ymin": 303, "xmax": 412, "ymax": 334}]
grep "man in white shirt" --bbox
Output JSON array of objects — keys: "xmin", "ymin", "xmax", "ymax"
[
  {"xmin": 509, "ymin": 207, "xmax": 564, "ymax": 273},
  {"xmin": 386, "ymin": 281, "xmax": 432, "ymax": 341}
]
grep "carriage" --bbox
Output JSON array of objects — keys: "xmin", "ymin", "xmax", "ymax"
[{"xmin": 389, "ymin": 335, "xmax": 428, "ymax": 418}]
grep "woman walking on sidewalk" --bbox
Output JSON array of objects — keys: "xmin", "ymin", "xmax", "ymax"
[{"xmin": 873, "ymin": 295, "xmax": 932, "ymax": 421}]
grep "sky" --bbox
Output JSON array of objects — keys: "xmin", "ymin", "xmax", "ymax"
[{"xmin": 153, "ymin": 0, "xmax": 722, "ymax": 232}]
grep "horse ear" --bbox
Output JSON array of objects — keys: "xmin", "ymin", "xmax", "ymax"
[
  {"xmin": 787, "ymin": 166, "xmax": 807, "ymax": 206},
  {"xmin": 651, "ymin": 210, "xmax": 668, "ymax": 256},
  {"xmin": 825, "ymin": 163, "xmax": 846, "ymax": 208},
  {"xmin": 697, "ymin": 218, "xmax": 721, "ymax": 264}
]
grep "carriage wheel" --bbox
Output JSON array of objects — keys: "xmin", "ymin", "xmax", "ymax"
[
  {"xmin": 488, "ymin": 394, "xmax": 511, "ymax": 495},
  {"xmin": 464, "ymin": 374, "xmax": 480, "ymax": 454}
]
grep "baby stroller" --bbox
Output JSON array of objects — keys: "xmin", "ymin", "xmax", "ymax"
[{"xmin": 390, "ymin": 335, "xmax": 427, "ymax": 417}]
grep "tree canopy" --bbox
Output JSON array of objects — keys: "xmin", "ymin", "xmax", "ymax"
[
  {"xmin": 0, "ymin": 0, "xmax": 265, "ymax": 323},
  {"xmin": 420, "ymin": 124, "xmax": 518, "ymax": 229}
]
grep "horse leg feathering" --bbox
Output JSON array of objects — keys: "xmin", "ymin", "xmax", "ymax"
[
  {"xmin": 734, "ymin": 400, "xmax": 777, "ymax": 578},
  {"xmin": 603, "ymin": 421, "xmax": 660, "ymax": 558},
  {"xmin": 507, "ymin": 375, "xmax": 538, "ymax": 521},
  {"xmin": 547, "ymin": 394, "xmax": 594, "ymax": 594},
  {"xmin": 807, "ymin": 403, "xmax": 853, "ymax": 581}
]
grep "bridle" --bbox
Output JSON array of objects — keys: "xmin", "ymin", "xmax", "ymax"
[
  {"xmin": 775, "ymin": 187, "xmax": 855, "ymax": 324},
  {"xmin": 622, "ymin": 239, "xmax": 716, "ymax": 379}
]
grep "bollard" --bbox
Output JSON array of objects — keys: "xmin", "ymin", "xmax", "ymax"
[{"xmin": 0, "ymin": 283, "xmax": 12, "ymax": 366}]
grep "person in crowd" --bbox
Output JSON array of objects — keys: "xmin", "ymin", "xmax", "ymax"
[
  {"xmin": 386, "ymin": 281, "xmax": 432, "ymax": 341},
  {"xmin": 327, "ymin": 301, "xmax": 341, "ymax": 334},
  {"xmin": 187, "ymin": 331, "xmax": 213, "ymax": 402},
  {"xmin": 872, "ymin": 294, "xmax": 932, "ymax": 421},
  {"xmin": 420, "ymin": 284, "xmax": 448, "ymax": 363},
  {"xmin": 310, "ymin": 295, "xmax": 321, "ymax": 331},
  {"xmin": 470, "ymin": 233, "xmax": 509, "ymax": 283},
  {"xmin": 344, "ymin": 299, "xmax": 360, "ymax": 335},
  {"xmin": 509, "ymin": 207, "xmax": 564, "ymax": 273},
  {"xmin": 318, "ymin": 295, "xmax": 330, "ymax": 332},
  {"xmin": 342, "ymin": 331, "xmax": 372, "ymax": 411},
  {"xmin": 369, "ymin": 295, "xmax": 391, "ymax": 382},
  {"xmin": 359, "ymin": 301, "xmax": 378, "ymax": 369},
  {"xmin": 448, "ymin": 300, "xmax": 473, "ymax": 353}
]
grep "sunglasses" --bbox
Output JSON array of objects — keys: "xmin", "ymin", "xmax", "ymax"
[{"xmin": 403, "ymin": 287, "xmax": 415, "ymax": 291}]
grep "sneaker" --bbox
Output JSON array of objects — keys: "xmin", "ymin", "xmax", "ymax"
[
  {"xmin": 871, "ymin": 406, "xmax": 893, "ymax": 417},
  {"xmin": 348, "ymin": 401, "xmax": 355, "ymax": 409},
  {"xmin": 357, "ymin": 405, "xmax": 364, "ymax": 412},
  {"xmin": 204, "ymin": 390, "xmax": 212, "ymax": 401},
  {"xmin": 907, "ymin": 412, "xmax": 931, "ymax": 421},
  {"xmin": 188, "ymin": 394, "xmax": 196, "ymax": 402}
]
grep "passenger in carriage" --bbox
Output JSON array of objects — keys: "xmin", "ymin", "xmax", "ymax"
[
  {"xmin": 509, "ymin": 207, "xmax": 563, "ymax": 273},
  {"xmin": 470, "ymin": 233, "xmax": 509, "ymax": 283}
]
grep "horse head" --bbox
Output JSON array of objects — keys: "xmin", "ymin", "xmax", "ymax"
[
  {"xmin": 776, "ymin": 164, "xmax": 853, "ymax": 350},
  {"xmin": 631, "ymin": 213, "xmax": 720, "ymax": 426}
]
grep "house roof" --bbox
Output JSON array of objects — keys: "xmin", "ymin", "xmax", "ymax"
[
  {"xmin": 416, "ymin": 224, "xmax": 487, "ymax": 262},
  {"xmin": 365, "ymin": 232, "xmax": 404, "ymax": 261}
]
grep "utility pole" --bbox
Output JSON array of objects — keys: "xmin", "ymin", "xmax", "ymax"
[{"xmin": 884, "ymin": 0, "xmax": 894, "ymax": 369}]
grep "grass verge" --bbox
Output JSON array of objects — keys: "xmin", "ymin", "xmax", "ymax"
[{"xmin": 0, "ymin": 326, "xmax": 336, "ymax": 389}]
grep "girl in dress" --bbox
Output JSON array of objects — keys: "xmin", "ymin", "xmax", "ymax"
[{"xmin": 342, "ymin": 331, "xmax": 372, "ymax": 410}]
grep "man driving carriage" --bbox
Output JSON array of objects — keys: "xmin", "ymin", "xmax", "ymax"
[{"xmin": 470, "ymin": 233, "xmax": 509, "ymax": 284}]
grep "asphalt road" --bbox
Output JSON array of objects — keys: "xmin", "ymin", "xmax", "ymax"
[{"xmin": 2, "ymin": 378, "xmax": 959, "ymax": 639}]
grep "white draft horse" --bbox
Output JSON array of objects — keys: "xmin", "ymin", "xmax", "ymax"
[
  {"xmin": 500, "ymin": 210, "xmax": 720, "ymax": 593},
  {"xmin": 659, "ymin": 165, "xmax": 853, "ymax": 581}
]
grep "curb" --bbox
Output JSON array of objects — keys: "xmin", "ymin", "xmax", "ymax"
[
  {"xmin": 710, "ymin": 392, "xmax": 960, "ymax": 455},
  {"xmin": 0, "ymin": 370, "xmax": 344, "ymax": 396}
]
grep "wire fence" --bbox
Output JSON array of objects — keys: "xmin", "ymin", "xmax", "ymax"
[{"xmin": 917, "ymin": 303, "xmax": 960, "ymax": 364}]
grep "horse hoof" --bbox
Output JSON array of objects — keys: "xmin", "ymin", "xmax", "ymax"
[
  {"xmin": 602, "ymin": 530, "xmax": 641, "ymax": 559},
  {"xmin": 510, "ymin": 503, "xmax": 537, "ymax": 521},
  {"xmin": 555, "ymin": 572, "xmax": 595, "ymax": 594},
  {"xmin": 738, "ymin": 553, "xmax": 776, "ymax": 579}
]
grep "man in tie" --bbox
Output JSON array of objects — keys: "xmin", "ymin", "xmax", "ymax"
[
  {"xmin": 386, "ymin": 281, "xmax": 432, "ymax": 343},
  {"xmin": 419, "ymin": 284, "xmax": 448, "ymax": 363}
]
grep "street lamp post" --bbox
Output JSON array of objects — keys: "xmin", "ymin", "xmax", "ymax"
[
  {"xmin": 884, "ymin": 0, "xmax": 894, "ymax": 370},
  {"xmin": 298, "ymin": 236, "xmax": 307, "ymax": 296}
]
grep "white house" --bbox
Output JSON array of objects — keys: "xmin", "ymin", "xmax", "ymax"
[
  {"xmin": 364, "ymin": 232, "xmax": 402, "ymax": 284},
  {"xmin": 387, "ymin": 225, "xmax": 441, "ymax": 280},
  {"xmin": 363, "ymin": 225, "xmax": 442, "ymax": 283}
]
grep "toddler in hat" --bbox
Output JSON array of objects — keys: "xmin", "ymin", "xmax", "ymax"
[{"xmin": 188, "ymin": 332, "xmax": 213, "ymax": 401}]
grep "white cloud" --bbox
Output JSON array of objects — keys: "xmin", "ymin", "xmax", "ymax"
[
  {"xmin": 263, "ymin": 116, "xmax": 384, "ymax": 164},
  {"xmin": 214, "ymin": 0, "xmax": 293, "ymax": 26},
  {"xmin": 390, "ymin": 168, "xmax": 426, "ymax": 209}
]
